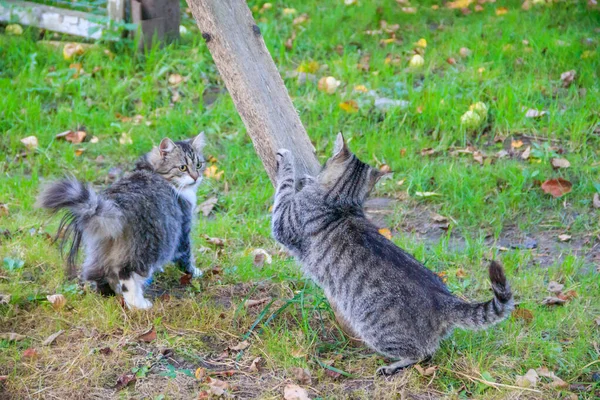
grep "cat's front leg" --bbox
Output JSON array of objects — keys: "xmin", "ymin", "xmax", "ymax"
[{"xmin": 272, "ymin": 149, "xmax": 303, "ymax": 251}]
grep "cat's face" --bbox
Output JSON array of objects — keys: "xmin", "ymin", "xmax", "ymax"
[
  {"xmin": 317, "ymin": 133, "xmax": 385, "ymax": 204},
  {"xmin": 147, "ymin": 133, "xmax": 206, "ymax": 190}
]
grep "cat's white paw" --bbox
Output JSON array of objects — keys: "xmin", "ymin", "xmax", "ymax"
[
  {"xmin": 190, "ymin": 266, "xmax": 203, "ymax": 278},
  {"xmin": 129, "ymin": 298, "xmax": 153, "ymax": 310}
]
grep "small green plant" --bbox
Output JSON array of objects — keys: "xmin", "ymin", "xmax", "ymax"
[{"xmin": 3, "ymin": 257, "xmax": 24, "ymax": 272}]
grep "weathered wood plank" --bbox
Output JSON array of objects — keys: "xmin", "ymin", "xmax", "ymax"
[
  {"xmin": 0, "ymin": 0, "xmax": 105, "ymax": 39},
  {"xmin": 185, "ymin": 0, "xmax": 320, "ymax": 184},
  {"xmin": 107, "ymin": 0, "xmax": 125, "ymax": 22}
]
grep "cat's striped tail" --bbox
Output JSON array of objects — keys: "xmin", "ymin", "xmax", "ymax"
[
  {"xmin": 451, "ymin": 261, "xmax": 514, "ymax": 330},
  {"xmin": 36, "ymin": 179, "xmax": 123, "ymax": 275}
]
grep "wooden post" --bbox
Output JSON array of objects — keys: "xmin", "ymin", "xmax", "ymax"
[{"xmin": 185, "ymin": 0, "xmax": 320, "ymax": 184}]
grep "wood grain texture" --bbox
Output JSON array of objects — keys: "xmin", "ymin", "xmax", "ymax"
[{"xmin": 185, "ymin": 0, "xmax": 320, "ymax": 184}]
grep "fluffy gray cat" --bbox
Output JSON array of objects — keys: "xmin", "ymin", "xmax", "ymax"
[
  {"xmin": 272, "ymin": 134, "xmax": 514, "ymax": 375},
  {"xmin": 37, "ymin": 133, "xmax": 206, "ymax": 310}
]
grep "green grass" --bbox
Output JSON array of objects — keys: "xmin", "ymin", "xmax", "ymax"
[{"xmin": 1, "ymin": 0, "xmax": 599, "ymax": 398}]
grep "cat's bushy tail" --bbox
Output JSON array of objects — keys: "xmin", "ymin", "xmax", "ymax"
[
  {"xmin": 451, "ymin": 261, "xmax": 514, "ymax": 330},
  {"xmin": 37, "ymin": 179, "xmax": 123, "ymax": 275}
]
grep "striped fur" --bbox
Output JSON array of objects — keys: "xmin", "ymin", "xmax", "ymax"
[
  {"xmin": 271, "ymin": 134, "xmax": 514, "ymax": 375},
  {"xmin": 37, "ymin": 133, "xmax": 206, "ymax": 310}
]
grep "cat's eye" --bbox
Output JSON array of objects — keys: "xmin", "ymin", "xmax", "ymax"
[
  {"xmin": 196, "ymin": 162, "xmax": 204, "ymax": 169},
  {"xmin": 179, "ymin": 165, "xmax": 187, "ymax": 172}
]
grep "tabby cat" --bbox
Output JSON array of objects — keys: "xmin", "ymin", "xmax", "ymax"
[
  {"xmin": 272, "ymin": 134, "xmax": 514, "ymax": 374},
  {"xmin": 37, "ymin": 134, "xmax": 206, "ymax": 310}
]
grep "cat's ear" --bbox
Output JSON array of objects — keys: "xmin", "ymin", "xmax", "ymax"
[
  {"xmin": 190, "ymin": 132, "xmax": 206, "ymax": 152},
  {"xmin": 332, "ymin": 132, "xmax": 350, "ymax": 160},
  {"xmin": 159, "ymin": 138, "xmax": 175, "ymax": 157}
]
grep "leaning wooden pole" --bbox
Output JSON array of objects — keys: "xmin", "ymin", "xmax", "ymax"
[{"xmin": 185, "ymin": 0, "xmax": 320, "ymax": 184}]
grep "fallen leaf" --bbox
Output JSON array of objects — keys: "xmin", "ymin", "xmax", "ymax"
[
  {"xmin": 378, "ymin": 228, "xmax": 392, "ymax": 239},
  {"xmin": 203, "ymin": 165, "xmax": 224, "ymax": 180},
  {"xmin": 5, "ymin": 24, "xmax": 23, "ymax": 35},
  {"xmin": 244, "ymin": 297, "xmax": 271, "ymax": 308},
  {"xmin": 339, "ymin": 100, "xmax": 359, "ymax": 113},
  {"xmin": 421, "ymin": 148, "xmax": 437, "ymax": 156},
  {"xmin": 207, "ymin": 377, "xmax": 229, "ymax": 396},
  {"xmin": 525, "ymin": 108, "xmax": 547, "ymax": 118},
  {"xmin": 496, "ymin": 6, "xmax": 508, "ymax": 15},
  {"xmin": 547, "ymin": 281, "xmax": 564, "ymax": 293},
  {"xmin": 0, "ymin": 294, "xmax": 10, "ymax": 304},
  {"xmin": 22, "ymin": 348, "xmax": 38, "ymax": 359},
  {"xmin": 446, "ymin": 57, "xmax": 457, "ymax": 65},
  {"xmin": 459, "ymin": 47, "xmax": 472, "ymax": 58},
  {"xmin": 354, "ymin": 85, "xmax": 368, "ymax": 93},
  {"xmin": 284, "ymin": 384, "xmax": 310, "ymax": 400},
  {"xmin": 195, "ymin": 367, "xmax": 206, "ymax": 380},
  {"xmin": 522, "ymin": 0, "xmax": 532, "ymax": 10},
  {"xmin": 230, "ymin": 340, "xmax": 250, "ymax": 351},
  {"xmin": 409, "ymin": 54, "xmax": 425, "ymax": 69},
  {"xmin": 461, "ymin": 110, "xmax": 483, "ymax": 129},
  {"xmin": 0, "ymin": 204, "xmax": 8, "ymax": 217},
  {"xmin": 416, "ymin": 38, "xmax": 427, "ymax": 48},
  {"xmin": 536, "ymin": 367, "xmax": 569, "ymax": 389},
  {"xmin": 248, "ymin": 357, "xmax": 262, "ymax": 373},
  {"xmin": 325, "ymin": 368, "xmax": 341, "ymax": 379},
  {"xmin": 251, "ymin": 248, "xmax": 272, "ymax": 267},
  {"xmin": 475, "ymin": 4, "xmax": 484, "ymax": 11},
  {"xmin": 560, "ymin": 70, "xmax": 576, "ymax": 88},
  {"xmin": 180, "ymin": 273, "xmax": 192, "ymax": 286},
  {"xmin": 558, "ymin": 234, "xmax": 571, "ymax": 242},
  {"xmin": 513, "ymin": 308, "xmax": 534, "ymax": 324},
  {"xmin": 521, "ymin": 146, "xmax": 531, "ymax": 160},
  {"xmin": 114, "ymin": 373, "xmax": 136, "ymax": 390},
  {"xmin": 46, "ymin": 294, "xmax": 66, "ymax": 310},
  {"xmin": 99, "ymin": 347, "xmax": 112, "ymax": 355},
  {"xmin": 204, "ymin": 235, "xmax": 225, "ymax": 247},
  {"xmin": 431, "ymin": 213, "xmax": 448, "ymax": 223},
  {"xmin": 56, "ymin": 130, "xmax": 86, "ymax": 144},
  {"xmin": 541, "ymin": 297, "xmax": 566, "ymax": 306},
  {"xmin": 42, "ymin": 330, "xmax": 64, "ymax": 346},
  {"xmin": 318, "ymin": 76, "xmax": 341, "ymax": 94},
  {"xmin": 292, "ymin": 13, "xmax": 309, "ymax": 25},
  {"xmin": 400, "ymin": 7, "xmax": 417, "ymax": 13},
  {"xmin": 595, "ymin": 316, "xmax": 600, "ymax": 326},
  {"xmin": 541, "ymin": 178, "xmax": 572, "ymax": 198},
  {"xmin": 455, "ymin": 268, "xmax": 468, "ymax": 278},
  {"xmin": 511, "ymin": 140, "xmax": 524, "ymax": 149},
  {"xmin": 447, "ymin": 0, "xmax": 473, "ymax": 9},
  {"xmin": 551, "ymin": 158, "xmax": 570, "ymax": 169},
  {"xmin": 414, "ymin": 364, "xmax": 438, "ymax": 376},
  {"xmin": 290, "ymin": 367, "xmax": 312, "ymax": 385},
  {"xmin": 415, "ymin": 191, "xmax": 439, "ymax": 197},
  {"xmin": 379, "ymin": 164, "xmax": 391, "ymax": 173},
  {"xmin": 168, "ymin": 74, "xmax": 184, "ymax": 86},
  {"xmin": 0, "ymin": 332, "xmax": 26, "ymax": 341},
  {"xmin": 20, "ymin": 136, "xmax": 38, "ymax": 150},
  {"xmin": 137, "ymin": 326, "xmax": 157, "ymax": 343},
  {"xmin": 558, "ymin": 290, "xmax": 577, "ymax": 301},
  {"xmin": 593, "ymin": 193, "xmax": 600, "ymax": 208},
  {"xmin": 119, "ymin": 132, "xmax": 132, "ymax": 145},
  {"xmin": 196, "ymin": 197, "xmax": 218, "ymax": 217},
  {"xmin": 74, "ymin": 148, "xmax": 85, "ymax": 156},
  {"xmin": 357, "ymin": 54, "xmax": 370, "ymax": 71},
  {"xmin": 62, "ymin": 43, "xmax": 85, "ymax": 60},
  {"xmin": 516, "ymin": 369, "xmax": 538, "ymax": 388},
  {"xmin": 472, "ymin": 151, "xmax": 484, "ymax": 165}
]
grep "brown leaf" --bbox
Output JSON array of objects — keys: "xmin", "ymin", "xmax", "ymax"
[
  {"xmin": 168, "ymin": 74, "xmax": 184, "ymax": 86},
  {"xmin": 42, "ymin": 330, "xmax": 64, "ymax": 346},
  {"xmin": 0, "ymin": 204, "xmax": 8, "ymax": 217},
  {"xmin": 593, "ymin": 193, "xmax": 600, "ymax": 208},
  {"xmin": 516, "ymin": 369, "xmax": 538, "ymax": 388},
  {"xmin": 459, "ymin": 47, "xmax": 472, "ymax": 58},
  {"xmin": 421, "ymin": 148, "xmax": 437, "ymax": 156},
  {"xmin": 558, "ymin": 290, "xmax": 577, "ymax": 301},
  {"xmin": 244, "ymin": 297, "xmax": 271, "ymax": 308},
  {"xmin": 56, "ymin": 130, "xmax": 86, "ymax": 144},
  {"xmin": 473, "ymin": 151, "xmax": 484, "ymax": 165},
  {"xmin": 99, "ymin": 347, "xmax": 112, "ymax": 355},
  {"xmin": 414, "ymin": 364, "xmax": 438, "ymax": 376},
  {"xmin": 251, "ymin": 248, "xmax": 272, "ymax": 267},
  {"xmin": 22, "ymin": 348, "xmax": 38, "ymax": 359},
  {"xmin": 196, "ymin": 196, "xmax": 218, "ymax": 217},
  {"xmin": 511, "ymin": 140, "xmax": 524, "ymax": 149},
  {"xmin": 513, "ymin": 308, "xmax": 534, "ymax": 324},
  {"xmin": 560, "ymin": 70, "xmax": 576, "ymax": 88},
  {"xmin": 558, "ymin": 234, "xmax": 571, "ymax": 242},
  {"xmin": 137, "ymin": 326, "xmax": 157, "ymax": 343},
  {"xmin": 536, "ymin": 367, "xmax": 568, "ymax": 389},
  {"xmin": 114, "ymin": 373, "xmax": 136, "ymax": 390},
  {"xmin": 290, "ymin": 367, "xmax": 312, "ymax": 385},
  {"xmin": 547, "ymin": 281, "xmax": 564, "ymax": 293},
  {"xmin": 284, "ymin": 384, "xmax": 310, "ymax": 400},
  {"xmin": 541, "ymin": 296, "xmax": 566, "ymax": 306},
  {"xmin": 357, "ymin": 54, "xmax": 370, "ymax": 71},
  {"xmin": 248, "ymin": 357, "xmax": 262, "ymax": 373},
  {"xmin": 541, "ymin": 178, "xmax": 572, "ymax": 198},
  {"xmin": 431, "ymin": 213, "xmax": 448, "ymax": 223},
  {"xmin": 195, "ymin": 367, "xmax": 206, "ymax": 380},
  {"xmin": 595, "ymin": 316, "xmax": 600, "ymax": 326},
  {"xmin": 0, "ymin": 294, "xmax": 10, "ymax": 304},
  {"xmin": 230, "ymin": 340, "xmax": 250, "ymax": 351},
  {"xmin": 324, "ymin": 368, "xmax": 341, "ymax": 380},
  {"xmin": 179, "ymin": 273, "xmax": 192, "ymax": 286},
  {"xmin": 551, "ymin": 158, "xmax": 570, "ymax": 169},
  {"xmin": 455, "ymin": 268, "xmax": 468, "ymax": 278},
  {"xmin": 446, "ymin": 57, "xmax": 457, "ymax": 65},
  {"xmin": 207, "ymin": 377, "xmax": 229, "ymax": 396},
  {"xmin": 339, "ymin": 100, "xmax": 359, "ymax": 113},
  {"xmin": 495, "ymin": 6, "xmax": 508, "ymax": 15},
  {"xmin": 46, "ymin": 294, "xmax": 66, "ymax": 310},
  {"xmin": 0, "ymin": 332, "xmax": 26, "ymax": 341},
  {"xmin": 292, "ymin": 13, "xmax": 309, "ymax": 25},
  {"xmin": 521, "ymin": 146, "xmax": 531, "ymax": 160},
  {"xmin": 204, "ymin": 235, "xmax": 225, "ymax": 247}
]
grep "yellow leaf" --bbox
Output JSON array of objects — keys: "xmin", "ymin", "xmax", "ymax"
[
  {"xmin": 495, "ymin": 6, "xmax": 508, "ymax": 15},
  {"xmin": 409, "ymin": 54, "xmax": 425, "ymax": 68},
  {"xmin": 511, "ymin": 140, "xmax": 524, "ymax": 149},
  {"xmin": 378, "ymin": 228, "xmax": 392, "ymax": 240},
  {"xmin": 581, "ymin": 50, "xmax": 596, "ymax": 59},
  {"xmin": 282, "ymin": 8, "xmax": 296, "ymax": 15},
  {"xmin": 204, "ymin": 165, "xmax": 224, "ymax": 180},
  {"xmin": 195, "ymin": 368, "xmax": 206, "ymax": 380},
  {"xmin": 446, "ymin": 0, "xmax": 473, "ymax": 9},
  {"xmin": 297, "ymin": 61, "xmax": 319, "ymax": 73},
  {"xmin": 353, "ymin": 85, "xmax": 368, "ymax": 93},
  {"xmin": 63, "ymin": 43, "xmax": 85, "ymax": 60},
  {"xmin": 5, "ymin": 24, "xmax": 23, "ymax": 36},
  {"xmin": 416, "ymin": 38, "xmax": 427, "ymax": 48},
  {"xmin": 339, "ymin": 100, "xmax": 358, "ymax": 113}
]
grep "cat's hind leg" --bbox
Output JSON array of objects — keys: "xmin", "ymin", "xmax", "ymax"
[{"xmin": 119, "ymin": 271, "xmax": 152, "ymax": 310}]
